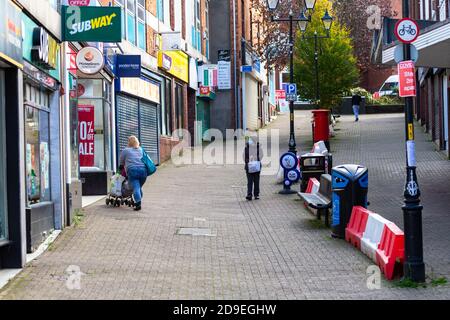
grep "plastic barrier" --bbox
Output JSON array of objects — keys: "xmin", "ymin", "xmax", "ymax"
[
  {"xmin": 376, "ymin": 222, "xmax": 405, "ymax": 280},
  {"xmin": 311, "ymin": 141, "xmax": 329, "ymax": 155},
  {"xmin": 345, "ymin": 206, "xmax": 370, "ymax": 249},
  {"xmin": 360, "ymin": 213, "xmax": 390, "ymax": 262}
]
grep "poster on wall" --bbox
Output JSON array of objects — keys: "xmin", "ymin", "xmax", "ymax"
[
  {"xmin": 78, "ymin": 105, "xmax": 95, "ymax": 167},
  {"xmin": 40, "ymin": 142, "xmax": 50, "ymax": 197}
]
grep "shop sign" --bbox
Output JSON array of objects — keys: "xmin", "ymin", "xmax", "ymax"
[
  {"xmin": 76, "ymin": 46, "xmax": 104, "ymax": 75},
  {"xmin": 198, "ymin": 85, "xmax": 216, "ymax": 101},
  {"xmin": 398, "ymin": 60, "xmax": 416, "ymax": 97},
  {"xmin": 62, "ymin": 6, "xmax": 122, "ymax": 42},
  {"xmin": 118, "ymin": 77, "xmax": 160, "ymax": 104},
  {"xmin": 218, "ymin": 49, "xmax": 231, "ymax": 62},
  {"xmin": 198, "ymin": 64, "xmax": 217, "ymax": 88},
  {"xmin": 115, "ymin": 54, "xmax": 141, "ymax": 78},
  {"xmin": 275, "ymin": 89, "xmax": 286, "ymax": 101},
  {"xmin": 158, "ymin": 50, "xmax": 189, "ymax": 83},
  {"xmin": 31, "ymin": 27, "xmax": 59, "ymax": 70},
  {"xmin": 23, "ymin": 61, "xmax": 58, "ymax": 91},
  {"xmin": 0, "ymin": 0, "xmax": 23, "ymax": 68},
  {"xmin": 78, "ymin": 105, "xmax": 95, "ymax": 167}
]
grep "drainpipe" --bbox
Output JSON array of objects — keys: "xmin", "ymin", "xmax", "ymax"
[{"xmin": 233, "ymin": 0, "xmax": 239, "ymax": 130}]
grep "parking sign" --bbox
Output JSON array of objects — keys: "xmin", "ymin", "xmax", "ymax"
[{"xmin": 287, "ymin": 83, "xmax": 297, "ymax": 95}]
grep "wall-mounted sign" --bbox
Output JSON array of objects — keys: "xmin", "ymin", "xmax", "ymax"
[
  {"xmin": 0, "ymin": 0, "xmax": 22, "ymax": 68},
  {"xmin": 115, "ymin": 54, "xmax": 141, "ymax": 78},
  {"xmin": 218, "ymin": 49, "xmax": 231, "ymax": 62},
  {"xmin": 398, "ymin": 60, "xmax": 416, "ymax": 97},
  {"xmin": 161, "ymin": 32, "xmax": 182, "ymax": 51},
  {"xmin": 62, "ymin": 6, "xmax": 122, "ymax": 42},
  {"xmin": 68, "ymin": 0, "xmax": 91, "ymax": 5},
  {"xmin": 117, "ymin": 77, "xmax": 160, "ymax": 104},
  {"xmin": 76, "ymin": 46, "xmax": 104, "ymax": 75},
  {"xmin": 78, "ymin": 105, "xmax": 95, "ymax": 167},
  {"xmin": 241, "ymin": 65, "xmax": 252, "ymax": 73},
  {"xmin": 198, "ymin": 85, "xmax": 216, "ymax": 100},
  {"xmin": 23, "ymin": 61, "xmax": 58, "ymax": 91},
  {"xmin": 198, "ymin": 64, "xmax": 217, "ymax": 88},
  {"xmin": 275, "ymin": 89, "xmax": 286, "ymax": 102},
  {"xmin": 31, "ymin": 27, "xmax": 59, "ymax": 70},
  {"xmin": 158, "ymin": 50, "xmax": 189, "ymax": 83},
  {"xmin": 217, "ymin": 60, "xmax": 231, "ymax": 90}
]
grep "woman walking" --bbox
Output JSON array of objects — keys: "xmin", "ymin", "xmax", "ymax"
[
  {"xmin": 243, "ymin": 137, "xmax": 264, "ymax": 201},
  {"xmin": 119, "ymin": 136, "xmax": 147, "ymax": 211}
]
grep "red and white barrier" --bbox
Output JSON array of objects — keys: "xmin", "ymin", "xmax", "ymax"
[{"xmin": 345, "ymin": 207, "xmax": 405, "ymax": 280}]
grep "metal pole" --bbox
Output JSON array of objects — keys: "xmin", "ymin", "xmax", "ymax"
[
  {"xmin": 402, "ymin": 0, "xmax": 425, "ymax": 283},
  {"xmin": 288, "ymin": 14, "xmax": 297, "ymax": 154},
  {"xmin": 314, "ymin": 32, "xmax": 319, "ymax": 104}
]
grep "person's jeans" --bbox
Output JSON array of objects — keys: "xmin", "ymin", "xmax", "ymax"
[
  {"xmin": 352, "ymin": 105, "xmax": 360, "ymax": 120},
  {"xmin": 246, "ymin": 172, "xmax": 261, "ymax": 197},
  {"xmin": 127, "ymin": 166, "xmax": 147, "ymax": 204}
]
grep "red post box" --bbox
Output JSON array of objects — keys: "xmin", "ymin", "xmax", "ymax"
[{"xmin": 312, "ymin": 110, "xmax": 330, "ymax": 150}]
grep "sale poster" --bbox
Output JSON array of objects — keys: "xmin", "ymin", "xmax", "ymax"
[
  {"xmin": 78, "ymin": 105, "xmax": 95, "ymax": 167},
  {"xmin": 398, "ymin": 60, "xmax": 416, "ymax": 97}
]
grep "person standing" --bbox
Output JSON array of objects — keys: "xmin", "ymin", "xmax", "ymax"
[
  {"xmin": 352, "ymin": 93, "xmax": 362, "ymax": 122},
  {"xmin": 243, "ymin": 137, "xmax": 264, "ymax": 201},
  {"xmin": 119, "ymin": 136, "xmax": 147, "ymax": 211}
]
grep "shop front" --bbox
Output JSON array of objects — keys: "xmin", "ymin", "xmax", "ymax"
[
  {"xmin": 72, "ymin": 44, "xmax": 115, "ymax": 196},
  {"xmin": 157, "ymin": 50, "xmax": 189, "ymax": 162},
  {"xmin": 115, "ymin": 70, "xmax": 161, "ymax": 165},
  {"xmin": 0, "ymin": 0, "xmax": 24, "ymax": 268},
  {"xmin": 22, "ymin": 13, "xmax": 63, "ymax": 253}
]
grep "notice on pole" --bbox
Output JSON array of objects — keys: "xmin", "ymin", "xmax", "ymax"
[
  {"xmin": 398, "ymin": 60, "xmax": 416, "ymax": 97},
  {"xmin": 78, "ymin": 105, "xmax": 95, "ymax": 167},
  {"xmin": 407, "ymin": 140, "xmax": 417, "ymax": 167}
]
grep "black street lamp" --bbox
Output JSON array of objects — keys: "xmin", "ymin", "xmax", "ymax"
[
  {"xmin": 299, "ymin": 8, "xmax": 333, "ymax": 106},
  {"xmin": 401, "ymin": 0, "xmax": 425, "ymax": 283}
]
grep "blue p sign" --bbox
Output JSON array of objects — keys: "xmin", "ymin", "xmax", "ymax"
[{"xmin": 287, "ymin": 83, "xmax": 297, "ymax": 95}]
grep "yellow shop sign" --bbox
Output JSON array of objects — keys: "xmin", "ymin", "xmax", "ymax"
[{"xmin": 158, "ymin": 50, "xmax": 189, "ymax": 83}]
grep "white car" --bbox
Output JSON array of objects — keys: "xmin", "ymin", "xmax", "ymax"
[{"xmin": 378, "ymin": 75, "xmax": 399, "ymax": 97}]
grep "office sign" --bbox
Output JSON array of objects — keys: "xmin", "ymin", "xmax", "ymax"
[
  {"xmin": 78, "ymin": 105, "xmax": 95, "ymax": 167},
  {"xmin": 62, "ymin": 6, "xmax": 122, "ymax": 42},
  {"xmin": 398, "ymin": 60, "xmax": 416, "ymax": 97},
  {"xmin": 76, "ymin": 46, "xmax": 104, "ymax": 75},
  {"xmin": 217, "ymin": 60, "xmax": 231, "ymax": 90},
  {"xmin": 0, "ymin": 0, "xmax": 23, "ymax": 67},
  {"xmin": 68, "ymin": 0, "xmax": 91, "ymax": 5},
  {"xmin": 115, "ymin": 54, "xmax": 141, "ymax": 78}
]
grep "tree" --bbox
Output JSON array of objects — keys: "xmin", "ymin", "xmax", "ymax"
[
  {"xmin": 332, "ymin": 0, "xmax": 396, "ymax": 71},
  {"xmin": 293, "ymin": 0, "xmax": 359, "ymax": 108}
]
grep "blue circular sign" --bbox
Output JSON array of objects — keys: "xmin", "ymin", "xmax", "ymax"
[
  {"xmin": 286, "ymin": 169, "xmax": 300, "ymax": 182},
  {"xmin": 280, "ymin": 152, "xmax": 298, "ymax": 171}
]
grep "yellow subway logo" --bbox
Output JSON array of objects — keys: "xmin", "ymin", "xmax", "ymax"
[{"xmin": 69, "ymin": 13, "xmax": 117, "ymax": 35}]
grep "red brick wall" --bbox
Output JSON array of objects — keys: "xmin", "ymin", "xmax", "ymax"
[
  {"xmin": 147, "ymin": 0, "xmax": 157, "ymax": 16},
  {"xmin": 360, "ymin": 66, "xmax": 397, "ymax": 93}
]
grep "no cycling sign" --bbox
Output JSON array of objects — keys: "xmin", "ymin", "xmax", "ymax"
[{"xmin": 394, "ymin": 18, "xmax": 420, "ymax": 44}]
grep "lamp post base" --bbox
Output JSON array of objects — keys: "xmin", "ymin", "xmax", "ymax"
[{"xmin": 279, "ymin": 187, "xmax": 297, "ymax": 195}]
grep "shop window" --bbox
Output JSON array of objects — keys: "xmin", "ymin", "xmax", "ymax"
[
  {"xmin": 78, "ymin": 79, "xmax": 112, "ymax": 172},
  {"xmin": 0, "ymin": 71, "xmax": 7, "ymax": 240},
  {"xmin": 24, "ymin": 84, "xmax": 51, "ymax": 205}
]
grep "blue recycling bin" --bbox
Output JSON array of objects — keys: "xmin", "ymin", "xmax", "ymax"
[{"xmin": 331, "ymin": 164, "xmax": 368, "ymax": 238}]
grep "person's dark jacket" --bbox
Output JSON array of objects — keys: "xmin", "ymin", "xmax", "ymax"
[
  {"xmin": 243, "ymin": 142, "xmax": 263, "ymax": 173},
  {"xmin": 352, "ymin": 94, "xmax": 362, "ymax": 106}
]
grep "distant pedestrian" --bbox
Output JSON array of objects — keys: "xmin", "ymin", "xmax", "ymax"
[
  {"xmin": 352, "ymin": 93, "xmax": 362, "ymax": 122},
  {"xmin": 243, "ymin": 137, "xmax": 264, "ymax": 201},
  {"xmin": 119, "ymin": 136, "xmax": 147, "ymax": 211}
]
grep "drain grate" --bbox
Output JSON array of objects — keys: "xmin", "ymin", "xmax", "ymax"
[{"xmin": 176, "ymin": 227, "xmax": 216, "ymax": 237}]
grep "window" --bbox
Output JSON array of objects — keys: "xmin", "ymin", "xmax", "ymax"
[
  {"xmin": 192, "ymin": 0, "xmax": 201, "ymax": 50},
  {"xmin": 24, "ymin": 83, "xmax": 51, "ymax": 206},
  {"xmin": 0, "ymin": 70, "xmax": 7, "ymax": 241},
  {"xmin": 157, "ymin": 0, "xmax": 164, "ymax": 22},
  {"xmin": 175, "ymin": 83, "xmax": 184, "ymax": 136},
  {"xmin": 160, "ymin": 78, "xmax": 173, "ymax": 136},
  {"xmin": 205, "ymin": 0, "xmax": 210, "ymax": 58},
  {"xmin": 116, "ymin": 0, "xmax": 146, "ymax": 50}
]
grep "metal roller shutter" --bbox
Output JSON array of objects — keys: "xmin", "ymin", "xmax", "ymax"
[
  {"xmin": 139, "ymin": 101, "xmax": 160, "ymax": 165},
  {"xmin": 116, "ymin": 94, "xmax": 139, "ymax": 156}
]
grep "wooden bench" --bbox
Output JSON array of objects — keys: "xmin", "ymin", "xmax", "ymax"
[{"xmin": 298, "ymin": 174, "xmax": 332, "ymax": 226}]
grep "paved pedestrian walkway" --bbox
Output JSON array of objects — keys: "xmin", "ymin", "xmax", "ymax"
[{"xmin": 0, "ymin": 111, "xmax": 449, "ymax": 300}]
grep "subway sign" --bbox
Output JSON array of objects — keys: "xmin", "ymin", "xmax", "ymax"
[{"xmin": 61, "ymin": 6, "xmax": 122, "ymax": 42}]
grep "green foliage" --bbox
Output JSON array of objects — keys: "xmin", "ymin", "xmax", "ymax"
[
  {"xmin": 431, "ymin": 277, "xmax": 448, "ymax": 287},
  {"xmin": 72, "ymin": 209, "xmax": 85, "ymax": 228},
  {"xmin": 294, "ymin": 0, "xmax": 359, "ymax": 109},
  {"xmin": 347, "ymin": 87, "xmax": 403, "ymax": 105}
]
